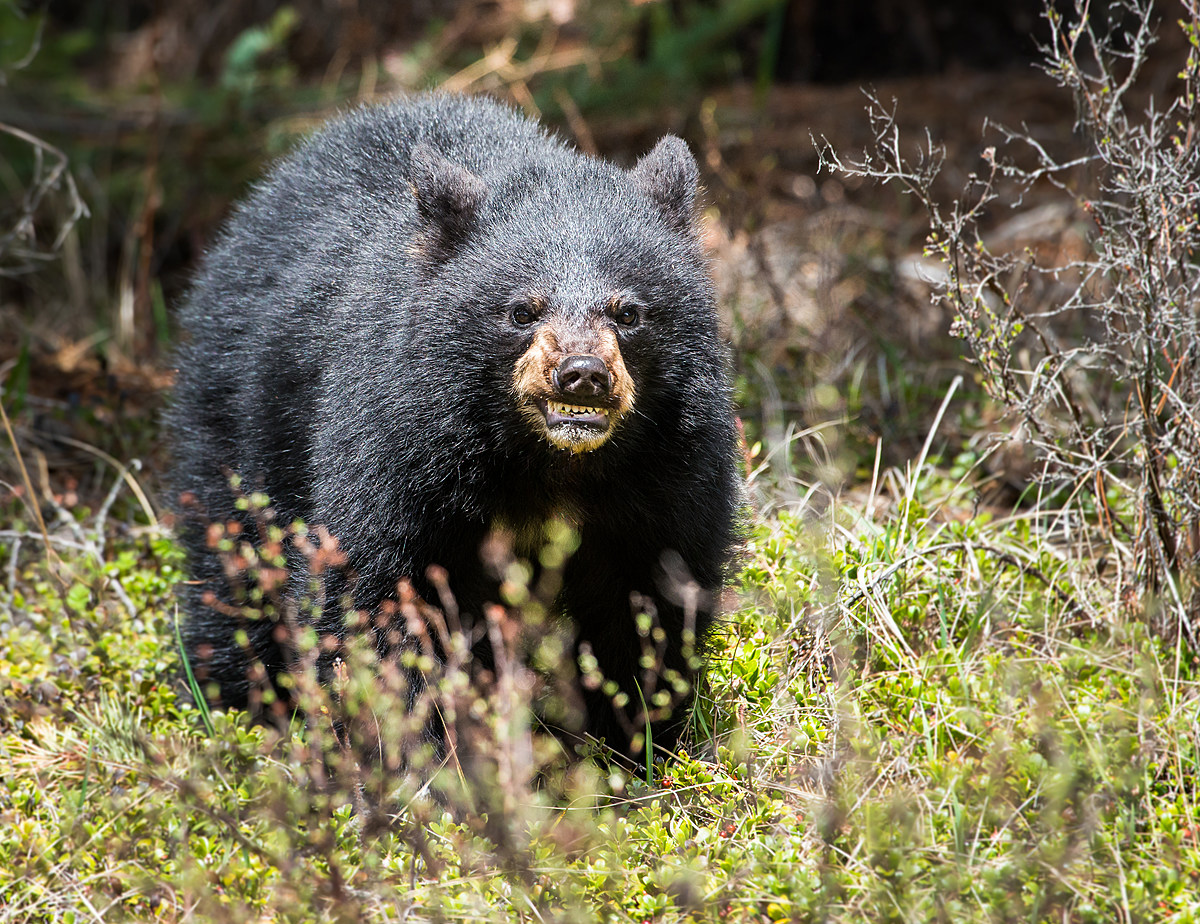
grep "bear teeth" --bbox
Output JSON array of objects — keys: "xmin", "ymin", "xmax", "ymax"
[{"xmin": 547, "ymin": 401, "xmax": 605, "ymax": 419}]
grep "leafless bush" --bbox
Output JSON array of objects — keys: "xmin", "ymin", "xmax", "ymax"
[
  {"xmin": 818, "ymin": 0, "xmax": 1200, "ymax": 643},
  {"xmin": 0, "ymin": 13, "xmax": 87, "ymax": 277}
]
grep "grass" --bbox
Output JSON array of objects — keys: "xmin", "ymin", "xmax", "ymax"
[{"xmin": 2, "ymin": 397, "xmax": 1199, "ymax": 922}]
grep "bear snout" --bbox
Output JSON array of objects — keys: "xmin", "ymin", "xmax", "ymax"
[{"xmin": 553, "ymin": 354, "xmax": 612, "ymax": 401}]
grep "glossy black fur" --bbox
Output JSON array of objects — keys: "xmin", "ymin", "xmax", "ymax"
[{"xmin": 167, "ymin": 94, "xmax": 741, "ymax": 763}]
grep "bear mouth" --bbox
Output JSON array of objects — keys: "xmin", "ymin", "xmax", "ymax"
[
  {"xmin": 535, "ymin": 398, "xmax": 615, "ymax": 452},
  {"xmin": 543, "ymin": 399, "xmax": 610, "ymax": 429}
]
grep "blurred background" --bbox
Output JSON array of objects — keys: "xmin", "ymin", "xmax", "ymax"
[{"xmin": 0, "ymin": 0, "xmax": 1167, "ymax": 505}]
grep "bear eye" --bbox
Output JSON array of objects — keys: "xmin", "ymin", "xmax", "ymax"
[
  {"xmin": 511, "ymin": 304, "xmax": 539, "ymax": 326},
  {"xmin": 613, "ymin": 305, "xmax": 640, "ymax": 327}
]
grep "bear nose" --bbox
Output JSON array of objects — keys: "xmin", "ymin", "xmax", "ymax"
[{"xmin": 553, "ymin": 354, "xmax": 612, "ymax": 399}]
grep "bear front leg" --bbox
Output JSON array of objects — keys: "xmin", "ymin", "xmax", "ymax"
[{"xmin": 561, "ymin": 538, "xmax": 713, "ymax": 767}]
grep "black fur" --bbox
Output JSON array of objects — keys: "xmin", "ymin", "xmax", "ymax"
[{"xmin": 168, "ymin": 94, "xmax": 741, "ymax": 764}]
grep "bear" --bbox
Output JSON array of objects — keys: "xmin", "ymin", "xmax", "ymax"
[{"xmin": 167, "ymin": 93, "xmax": 741, "ymax": 769}]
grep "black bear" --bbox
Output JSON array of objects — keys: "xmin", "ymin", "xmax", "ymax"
[{"xmin": 168, "ymin": 93, "xmax": 741, "ymax": 767}]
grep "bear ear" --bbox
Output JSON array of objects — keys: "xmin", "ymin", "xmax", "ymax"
[
  {"xmin": 631, "ymin": 135, "xmax": 700, "ymax": 234},
  {"xmin": 409, "ymin": 142, "xmax": 487, "ymax": 249}
]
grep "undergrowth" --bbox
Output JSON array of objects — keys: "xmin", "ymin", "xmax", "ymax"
[{"xmin": 2, "ymin": 440, "xmax": 1198, "ymax": 921}]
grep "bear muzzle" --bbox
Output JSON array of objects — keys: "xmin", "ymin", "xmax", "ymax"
[
  {"xmin": 513, "ymin": 329, "xmax": 637, "ymax": 453},
  {"xmin": 540, "ymin": 356, "xmax": 616, "ymax": 450},
  {"xmin": 542, "ymin": 354, "xmax": 613, "ymax": 431}
]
